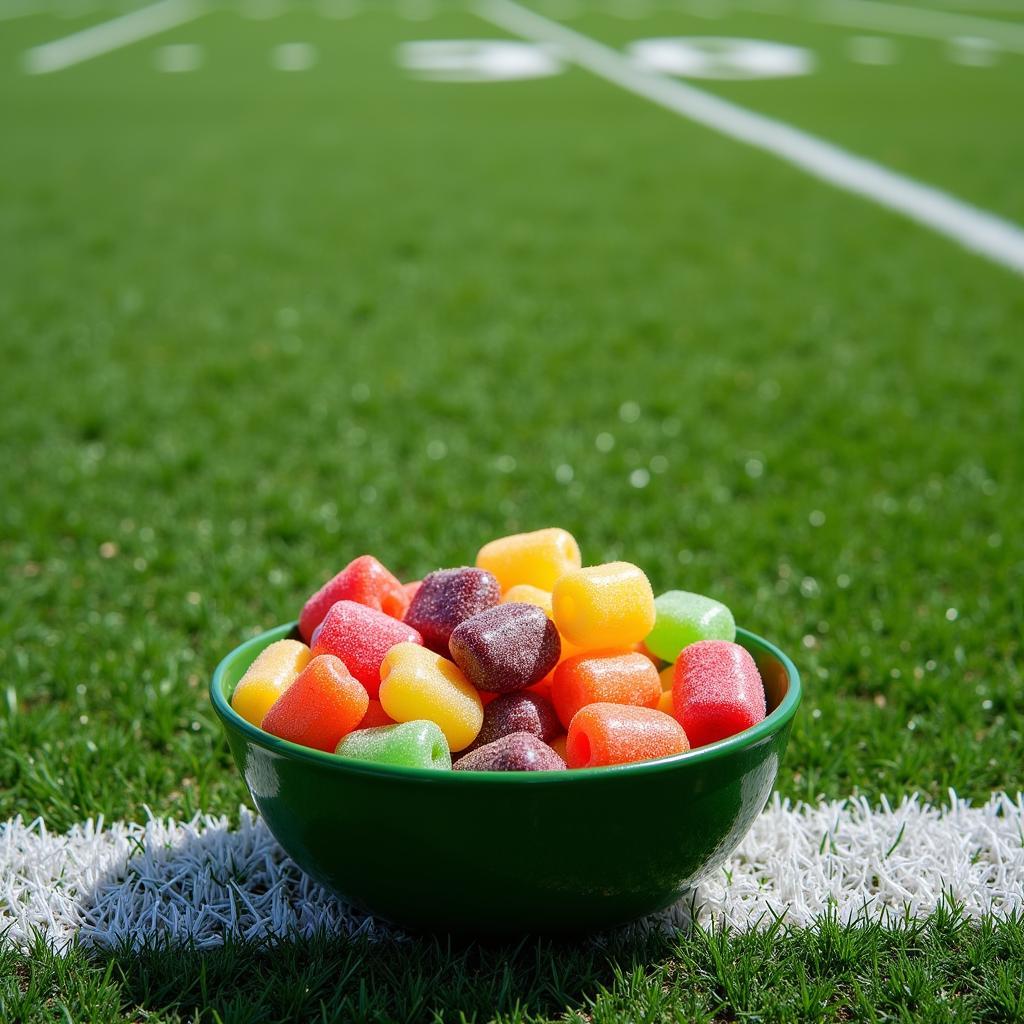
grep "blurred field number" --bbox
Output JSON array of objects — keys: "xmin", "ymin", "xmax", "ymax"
[{"xmin": 398, "ymin": 36, "xmax": 815, "ymax": 81}]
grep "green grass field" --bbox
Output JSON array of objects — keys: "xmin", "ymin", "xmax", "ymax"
[{"xmin": 2, "ymin": 0, "xmax": 1022, "ymax": 1019}]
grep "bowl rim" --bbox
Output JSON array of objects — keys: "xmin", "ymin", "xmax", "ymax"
[{"xmin": 211, "ymin": 621, "xmax": 801, "ymax": 783}]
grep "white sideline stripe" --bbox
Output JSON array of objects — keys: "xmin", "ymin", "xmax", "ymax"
[
  {"xmin": 2, "ymin": 792, "xmax": 1022, "ymax": 949},
  {"xmin": 23, "ymin": 0, "xmax": 206, "ymax": 74},
  {"xmin": 815, "ymin": 0, "xmax": 1024, "ymax": 54},
  {"xmin": 476, "ymin": 0, "xmax": 1024, "ymax": 277}
]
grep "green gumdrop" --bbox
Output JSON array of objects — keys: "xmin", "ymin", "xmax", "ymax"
[
  {"xmin": 335, "ymin": 720, "xmax": 452, "ymax": 770},
  {"xmin": 645, "ymin": 590, "xmax": 736, "ymax": 662}
]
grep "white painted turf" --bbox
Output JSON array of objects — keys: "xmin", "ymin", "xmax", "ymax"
[{"xmin": 3, "ymin": 791, "xmax": 1022, "ymax": 949}]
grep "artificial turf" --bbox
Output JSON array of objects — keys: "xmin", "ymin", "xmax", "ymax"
[{"xmin": 1, "ymin": 0, "xmax": 1022, "ymax": 1019}]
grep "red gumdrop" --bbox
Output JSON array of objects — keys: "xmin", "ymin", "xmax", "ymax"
[
  {"xmin": 262, "ymin": 655, "xmax": 368, "ymax": 752},
  {"xmin": 311, "ymin": 600, "xmax": 422, "ymax": 697},
  {"xmin": 355, "ymin": 699, "xmax": 396, "ymax": 730},
  {"xmin": 403, "ymin": 567, "xmax": 501, "ymax": 655},
  {"xmin": 673, "ymin": 640, "xmax": 766, "ymax": 748},
  {"xmin": 299, "ymin": 555, "xmax": 410, "ymax": 641}
]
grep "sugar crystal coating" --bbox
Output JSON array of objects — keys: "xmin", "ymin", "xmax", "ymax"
[
  {"xmin": 467, "ymin": 691, "xmax": 561, "ymax": 752},
  {"xmin": 476, "ymin": 527, "xmax": 581, "ymax": 592},
  {"xmin": 551, "ymin": 649, "xmax": 662, "ymax": 730},
  {"xmin": 645, "ymin": 590, "xmax": 736, "ymax": 662},
  {"xmin": 448, "ymin": 602, "xmax": 561, "ymax": 693},
  {"xmin": 311, "ymin": 600, "xmax": 422, "ymax": 697},
  {"xmin": 454, "ymin": 732, "xmax": 566, "ymax": 771},
  {"xmin": 566, "ymin": 703, "xmax": 688, "ymax": 768},
  {"xmin": 403, "ymin": 567, "xmax": 501, "ymax": 654},
  {"xmin": 552, "ymin": 562, "xmax": 655, "ymax": 650},
  {"xmin": 673, "ymin": 640, "xmax": 766, "ymax": 748},
  {"xmin": 378, "ymin": 642, "xmax": 483, "ymax": 752},
  {"xmin": 299, "ymin": 555, "xmax": 409, "ymax": 641},
  {"xmin": 335, "ymin": 720, "xmax": 451, "ymax": 770},
  {"xmin": 231, "ymin": 639, "xmax": 310, "ymax": 727},
  {"xmin": 262, "ymin": 654, "xmax": 369, "ymax": 752}
]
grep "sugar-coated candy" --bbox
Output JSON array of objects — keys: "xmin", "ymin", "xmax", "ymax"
[
  {"xmin": 299, "ymin": 555, "xmax": 409, "ymax": 641},
  {"xmin": 549, "ymin": 734, "xmax": 568, "ymax": 761},
  {"xmin": 404, "ymin": 567, "xmax": 501, "ymax": 654},
  {"xmin": 356, "ymin": 699, "xmax": 396, "ymax": 730},
  {"xmin": 673, "ymin": 640, "xmax": 766, "ymax": 748},
  {"xmin": 566, "ymin": 703, "xmax": 689, "ymax": 768},
  {"xmin": 403, "ymin": 580, "xmax": 422, "ymax": 603},
  {"xmin": 551, "ymin": 649, "xmax": 661, "ymax": 730},
  {"xmin": 231, "ymin": 639, "xmax": 310, "ymax": 727},
  {"xmin": 449, "ymin": 602, "xmax": 561, "ymax": 693},
  {"xmin": 454, "ymin": 732, "xmax": 566, "ymax": 771},
  {"xmin": 552, "ymin": 562, "xmax": 655, "ymax": 649},
  {"xmin": 378, "ymin": 642, "xmax": 483, "ymax": 752},
  {"xmin": 335, "ymin": 720, "xmax": 451, "ymax": 770},
  {"xmin": 262, "ymin": 654, "xmax": 368, "ymax": 752},
  {"xmin": 657, "ymin": 689, "xmax": 674, "ymax": 715},
  {"xmin": 644, "ymin": 590, "xmax": 736, "ymax": 662},
  {"xmin": 659, "ymin": 665, "xmax": 675, "ymax": 691},
  {"xmin": 311, "ymin": 600, "xmax": 422, "ymax": 697},
  {"xmin": 476, "ymin": 527, "xmax": 581, "ymax": 592},
  {"xmin": 468, "ymin": 691, "xmax": 561, "ymax": 751},
  {"xmin": 501, "ymin": 584, "xmax": 553, "ymax": 614}
]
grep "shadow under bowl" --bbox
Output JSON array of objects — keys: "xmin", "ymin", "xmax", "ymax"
[{"xmin": 211, "ymin": 623, "xmax": 800, "ymax": 935}]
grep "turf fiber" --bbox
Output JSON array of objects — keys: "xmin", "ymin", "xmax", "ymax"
[{"xmin": 1, "ymin": 0, "xmax": 1022, "ymax": 1019}]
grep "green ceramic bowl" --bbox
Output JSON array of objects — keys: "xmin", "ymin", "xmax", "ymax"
[{"xmin": 211, "ymin": 623, "xmax": 800, "ymax": 934}]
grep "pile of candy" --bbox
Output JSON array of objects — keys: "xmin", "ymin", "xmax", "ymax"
[{"xmin": 231, "ymin": 529, "xmax": 767, "ymax": 772}]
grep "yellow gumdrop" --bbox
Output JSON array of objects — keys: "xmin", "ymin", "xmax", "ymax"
[
  {"xmin": 502, "ymin": 584, "xmax": 554, "ymax": 617},
  {"xmin": 659, "ymin": 665, "xmax": 675, "ymax": 692},
  {"xmin": 231, "ymin": 639, "xmax": 311, "ymax": 727},
  {"xmin": 476, "ymin": 528, "xmax": 581, "ymax": 593},
  {"xmin": 378, "ymin": 642, "xmax": 483, "ymax": 752},
  {"xmin": 552, "ymin": 562, "xmax": 656, "ymax": 650}
]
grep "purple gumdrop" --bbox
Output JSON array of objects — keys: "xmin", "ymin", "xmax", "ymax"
[
  {"xmin": 467, "ymin": 691, "xmax": 561, "ymax": 753},
  {"xmin": 454, "ymin": 732, "xmax": 566, "ymax": 772},
  {"xmin": 448, "ymin": 603, "xmax": 561, "ymax": 693},
  {"xmin": 403, "ymin": 567, "xmax": 501, "ymax": 655}
]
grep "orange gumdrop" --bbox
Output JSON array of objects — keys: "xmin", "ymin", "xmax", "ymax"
[
  {"xmin": 355, "ymin": 699, "xmax": 397, "ymax": 730},
  {"xmin": 262, "ymin": 654, "xmax": 368, "ymax": 752},
  {"xmin": 566, "ymin": 703, "xmax": 688, "ymax": 768},
  {"xmin": 551, "ymin": 650, "xmax": 661, "ymax": 730}
]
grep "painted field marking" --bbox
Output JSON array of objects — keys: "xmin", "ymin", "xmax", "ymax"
[
  {"xmin": 948, "ymin": 33, "xmax": 1000, "ymax": 62},
  {"xmin": 271, "ymin": 41, "xmax": 317, "ymax": 69},
  {"xmin": 399, "ymin": 39, "xmax": 564, "ymax": 79},
  {"xmin": 475, "ymin": 0, "xmax": 1024, "ymax": 276},
  {"xmin": 23, "ymin": 0, "xmax": 206, "ymax": 74},
  {"xmin": 629, "ymin": 36, "xmax": 815, "ymax": 77},
  {"xmin": 813, "ymin": 0, "xmax": 1024, "ymax": 54},
  {"xmin": 154, "ymin": 40, "xmax": 202, "ymax": 70}
]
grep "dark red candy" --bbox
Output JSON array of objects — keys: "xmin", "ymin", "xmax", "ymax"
[
  {"xmin": 454, "ymin": 732, "xmax": 566, "ymax": 772},
  {"xmin": 468, "ymin": 691, "xmax": 561, "ymax": 752},
  {"xmin": 403, "ymin": 567, "xmax": 501, "ymax": 655},
  {"xmin": 449, "ymin": 602, "xmax": 561, "ymax": 693}
]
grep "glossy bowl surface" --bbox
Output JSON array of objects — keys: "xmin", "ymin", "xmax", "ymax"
[{"xmin": 211, "ymin": 623, "xmax": 800, "ymax": 933}]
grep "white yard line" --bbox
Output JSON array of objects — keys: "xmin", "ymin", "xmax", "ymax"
[
  {"xmin": 476, "ymin": 0, "xmax": 1024, "ymax": 277},
  {"xmin": 2, "ymin": 792, "xmax": 1021, "ymax": 948},
  {"xmin": 23, "ymin": 0, "xmax": 207, "ymax": 74},
  {"xmin": 813, "ymin": 0, "xmax": 1024, "ymax": 54}
]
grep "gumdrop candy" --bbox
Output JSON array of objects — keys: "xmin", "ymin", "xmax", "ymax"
[
  {"xmin": 659, "ymin": 665, "xmax": 675, "ymax": 691},
  {"xmin": 454, "ymin": 732, "xmax": 566, "ymax": 771},
  {"xmin": 335, "ymin": 720, "xmax": 451, "ymax": 770},
  {"xmin": 299, "ymin": 555, "xmax": 409, "ymax": 641},
  {"xmin": 231, "ymin": 639, "xmax": 310, "ymax": 727},
  {"xmin": 448, "ymin": 602, "xmax": 560, "ymax": 693},
  {"xmin": 262, "ymin": 654, "xmax": 368, "ymax": 752},
  {"xmin": 403, "ymin": 567, "xmax": 500, "ymax": 654},
  {"xmin": 311, "ymin": 600, "xmax": 422, "ymax": 697},
  {"xmin": 378, "ymin": 642, "xmax": 483, "ymax": 752},
  {"xmin": 673, "ymin": 640, "xmax": 766, "ymax": 747},
  {"xmin": 552, "ymin": 562, "xmax": 655, "ymax": 649},
  {"xmin": 468, "ymin": 691, "xmax": 561, "ymax": 752},
  {"xmin": 356, "ymin": 699, "xmax": 396, "ymax": 730},
  {"xmin": 644, "ymin": 590, "xmax": 736, "ymax": 662},
  {"xmin": 551, "ymin": 649, "xmax": 661, "ymax": 730},
  {"xmin": 657, "ymin": 689, "xmax": 674, "ymax": 715},
  {"xmin": 566, "ymin": 703, "xmax": 688, "ymax": 768},
  {"xmin": 476, "ymin": 527, "xmax": 581, "ymax": 592}
]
